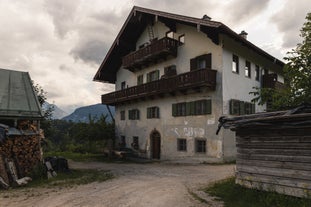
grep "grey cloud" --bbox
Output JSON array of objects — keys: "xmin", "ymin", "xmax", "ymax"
[
  {"xmin": 70, "ymin": 40, "xmax": 108, "ymax": 65},
  {"xmin": 223, "ymin": 0, "xmax": 270, "ymax": 25},
  {"xmin": 44, "ymin": 0, "xmax": 80, "ymax": 38},
  {"xmin": 271, "ymin": 0, "xmax": 310, "ymax": 48}
]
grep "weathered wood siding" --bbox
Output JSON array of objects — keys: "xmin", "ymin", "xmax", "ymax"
[{"xmin": 236, "ymin": 126, "xmax": 311, "ymax": 198}]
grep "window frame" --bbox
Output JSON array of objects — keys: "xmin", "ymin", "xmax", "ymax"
[
  {"xmin": 195, "ymin": 139, "xmax": 206, "ymax": 153},
  {"xmin": 172, "ymin": 102, "xmax": 187, "ymax": 117},
  {"xmin": 120, "ymin": 110, "xmax": 125, "ymax": 120},
  {"xmin": 178, "ymin": 34, "xmax": 185, "ymax": 45},
  {"xmin": 132, "ymin": 136, "xmax": 139, "ymax": 150},
  {"xmin": 128, "ymin": 109, "xmax": 140, "ymax": 120},
  {"xmin": 255, "ymin": 65, "xmax": 260, "ymax": 81},
  {"xmin": 232, "ymin": 54, "xmax": 239, "ymax": 74},
  {"xmin": 245, "ymin": 60, "xmax": 251, "ymax": 78},
  {"xmin": 177, "ymin": 138, "xmax": 187, "ymax": 151},
  {"xmin": 137, "ymin": 74, "xmax": 144, "ymax": 85},
  {"xmin": 147, "ymin": 70, "xmax": 160, "ymax": 82},
  {"xmin": 147, "ymin": 106, "xmax": 160, "ymax": 119},
  {"xmin": 166, "ymin": 30, "xmax": 174, "ymax": 39}
]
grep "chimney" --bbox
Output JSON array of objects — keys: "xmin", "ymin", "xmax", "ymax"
[
  {"xmin": 202, "ymin": 14, "xmax": 211, "ymax": 21},
  {"xmin": 239, "ymin": 30, "xmax": 248, "ymax": 39}
]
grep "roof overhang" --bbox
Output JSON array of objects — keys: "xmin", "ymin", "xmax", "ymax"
[{"xmin": 93, "ymin": 6, "xmax": 285, "ymax": 83}]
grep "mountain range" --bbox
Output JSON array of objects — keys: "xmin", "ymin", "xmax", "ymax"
[{"xmin": 62, "ymin": 103, "xmax": 115, "ymax": 123}]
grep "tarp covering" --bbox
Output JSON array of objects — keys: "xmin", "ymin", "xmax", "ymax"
[
  {"xmin": 217, "ymin": 104, "xmax": 311, "ymax": 134},
  {"xmin": 0, "ymin": 68, "xmax": 43, "ymax": 119}
]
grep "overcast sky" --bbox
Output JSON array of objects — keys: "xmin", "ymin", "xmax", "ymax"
[{"xmin": 0, "ymin": 0, "xmax": 310, "ymax": 113}]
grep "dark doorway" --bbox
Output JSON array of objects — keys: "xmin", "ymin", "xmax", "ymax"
[{"xmin": 150, "ymin": 130, "xmax": 161, "ymax": 159}]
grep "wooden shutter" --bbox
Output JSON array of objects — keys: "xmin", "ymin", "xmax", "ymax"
[
  {"xmin": 146, "ymin": 73, "xmax": 150, "ymax": 83},
  {"xmin": 147, "ymin": 108, "xmax": 150, "ymax": 119},
  {"xmin": 190, "ymin": 58, "xmax": 197, "ymax": 71},
  {"xmin": 230, "ymin": 99, "xmax": 240, "ymax": 115},
  {"xmin": 155, "ymin": 70, "xmax": 160, "ymax": 80},
  {"xmin": 186, "ymin": 102, "xmax": 195, "ymax": 116},
  {"xmin": 239, "ymin": 101, "xmax": 245, "ymax": 115},
  {"xmin": 205, "ymin": 99, "xmax": 212, "ymax": 114},
  {"xmin": 198, "ymin": 54, "xmax": 212, "ymax": 69},
  {"xmin": 172, "ymin": 104, "xmax": 177, "ymax": 116},
  {"xmin": 156, "ymin": 107, "xmax": 159, "ymax": 118},
  {"xmin": 205, "ymin": 53, "xmax": 212, "ymax": 69},
  {"xmin": 251, "ymin": 103, "xmax": 256, "ymax": 114}
]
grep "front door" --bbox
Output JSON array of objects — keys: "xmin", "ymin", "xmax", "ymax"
[{"xmin": 151, "ymin": 130, "xmax": 161, "ymax": 159}]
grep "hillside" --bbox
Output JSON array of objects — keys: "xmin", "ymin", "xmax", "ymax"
[{"xmin": 62, "ymin": 104, "xmax": 115, "ymax": 123}]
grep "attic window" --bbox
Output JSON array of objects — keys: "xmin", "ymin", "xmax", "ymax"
[
  {"xmin": 166, "ymin": 31, "xmax": 174, "ymax": 39},
  {"xmin": 179, "ymin": 34, "xmax": 185, "ymax": 44}
]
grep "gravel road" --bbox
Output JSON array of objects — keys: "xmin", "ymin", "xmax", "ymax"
[{"xmin": 0, "ymin": 161, "xmax": 235, "ymax": 207}]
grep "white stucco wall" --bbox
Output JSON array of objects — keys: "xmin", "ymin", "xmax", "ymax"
[{"xmin": 221, "ymin": 34, "xmax": 284, "ymax": 114}]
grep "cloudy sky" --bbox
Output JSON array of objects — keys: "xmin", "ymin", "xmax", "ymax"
[{"xmin": 0, "ymin": 0, "xmax": 310, "ymax": 113}]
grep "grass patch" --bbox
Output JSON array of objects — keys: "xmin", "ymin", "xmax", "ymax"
[
  {"xmin": 44, "ymin": 151, "xmax": 108, "ymax": 162},
  {"xmin": 205, "ymin": 177, "xmax": 311, "ymax": 207},
  {"xmin": 187, "ymin": 188, "xmax": 208, "ymax": 204},
  {"xmin": 27, "ymin": 169, "xmax": 114, "ymax": 188}
]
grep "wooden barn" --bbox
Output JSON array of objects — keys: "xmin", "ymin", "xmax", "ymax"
[
  {"xmin": 0, "ymin": 68, "xmax": 44, "ymax": 187},
  {"xmin": 218, "ymin": 105, "xmax": 311, "ymax": 198}
]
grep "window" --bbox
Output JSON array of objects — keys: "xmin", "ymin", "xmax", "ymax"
[
  {"xmin": 172, "ymin": 102, "xmax": 186, "ymax": 117},
  {"xmin": 147, "ymin": 107, "xmax": 160, "ymax": 119},
  {"xmin": 128, "ymin": 109, "xmax": 140, "ymax": 120},
  {"xmin": 178, "ymin": 34, "xmax": 185, "ymax": 44},
  {"xmin": 121, "ymin": 81, "xmax": 126, "ymax": 90},
  {"xmin": 166, "ymin": 31, "xmax": 174, "ymax": 39},
  {"xmin": 147, "ymin": 70, "xmax": 159, "ymax": 82},
  {"xmin": 120, "ymin": 136, "xmax": 126, "ymax": 148},
  {"xmin": 232, "ymin": 55, "xmax": 239, "ymax": 73},
  {"xmin": 194, "ymin": 100, "xmax": 212, "ymax": 115},
  {"xmin": 177, "ymin": 139, "xmax": 187, "ymax": 151},
  {"xmin": 173, "ymin": 100, "xmax": 212, "ymax": 117},
  {"xmin": 229, "ymin": 99, "xmax": 255, "ymax": 115},
  {"xmin": 255, "ymin": 65, "xmax": 260, "ymax": 81},
  {"xmin": 137, "ymin": 75, "xmax": 143, "ymax": 85},
  {"xmin": 245, "ymin": 61, "xmax": 251, "ymax": 78},
  {"xmin": 132, "ymin": 136, "xmax": 139, "ymax": 150},
  {"xmin": 164, "ymin": 65, "xmax": 177, "ymax": 77},
  {"xmin": 120, "ymin": 110, "xmax": 125, "ymax": 120},
  {"xmin": 195, "ymin": 139, "xmax": 206, "ymax": 153},
  {"xmin": 190, "ymin": 54, "xmax": 212, "ymax": 71}
]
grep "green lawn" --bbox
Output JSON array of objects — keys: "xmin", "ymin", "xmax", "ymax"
[{"xmin": 205, "ymin": 177, "xmax": 311, "ymax": 207}]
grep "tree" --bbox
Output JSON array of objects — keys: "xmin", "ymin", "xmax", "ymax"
[
  {"xmin": 32, "ymin": 81, "xmax": 54, "ymax": 119},
  {"xmin": 252, "ymin": 12, "xmax": 311, "ymax": 110}
]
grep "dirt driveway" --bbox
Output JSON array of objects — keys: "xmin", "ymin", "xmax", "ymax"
[{"xmin": 0, "ymin": 161, "xmax": 235, "ymax": 207}]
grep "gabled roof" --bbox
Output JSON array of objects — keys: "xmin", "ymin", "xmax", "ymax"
[
  {"xmin": 94, "ymin": 6, "xmax": 284, "ymax": 83},
  {"xmin": 0, "ymin": 68, "xmax": 43, "ymax": 119}
]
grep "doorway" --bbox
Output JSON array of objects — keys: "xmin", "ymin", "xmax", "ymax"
[{"xmin": 150, "ymin": 130, "xmax": 161, "ymax": 159}]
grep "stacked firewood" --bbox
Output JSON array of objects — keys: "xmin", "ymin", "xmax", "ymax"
[
  {"xmin": 0, "ymin": 135, "xmax": 42, "ymax": 177},
  {"xmin": 0, "ymin": 121, "xmax": 44, "ymax": 180}
]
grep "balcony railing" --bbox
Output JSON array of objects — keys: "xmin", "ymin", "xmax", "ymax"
[
  {"xmin": 102, "ymin": 69, "xmax": 217, "ymax": 105},
  {"xmin": 122, "ymin": 37, "xmax": 179, "ymax": 71},
  {"xmin": 262, "ymin": 74, "xmax": 284, "ymax": 90}
]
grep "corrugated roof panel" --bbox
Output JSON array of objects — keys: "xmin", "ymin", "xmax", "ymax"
[{"xmin": 0, "ymin": 68, "xmax": 43, "ymax": 119}]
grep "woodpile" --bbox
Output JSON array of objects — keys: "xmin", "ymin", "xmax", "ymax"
[
  {"xmin": 0, "ymin": 135, "xmax": 42, "ymax": 176},
  {"xmin": 0, "ymin": 120, "xmax": 44, "ymax": 186}
]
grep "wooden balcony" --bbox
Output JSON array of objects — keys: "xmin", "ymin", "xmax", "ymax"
[
  {"xmin": 262, "ymin": 74, "xmax": 284, "ymax": 90},
  {"xmin": 122, "ymin": 37, "xmax": 179, "ymax": 71},
  {"xmin": 102, "ymin": 69, "xmax": 217, "ymax": 105}
]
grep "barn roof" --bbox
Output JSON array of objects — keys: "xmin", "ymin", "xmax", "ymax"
[
  {"xmin": 0, "ymin": 68, "xmax": 43, "ymax": 119},
  {"xmin": 217, "ymin": 104, "xmax": 311, "ymax": 134},
  {"xmin": 93, "ymin": 6, "xmax": 284, "ymax": 83}
]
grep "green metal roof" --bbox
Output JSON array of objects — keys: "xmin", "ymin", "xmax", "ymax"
[{"xmin": 0, "ymin": 68, "xmax": 43, "ymax": 119}]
